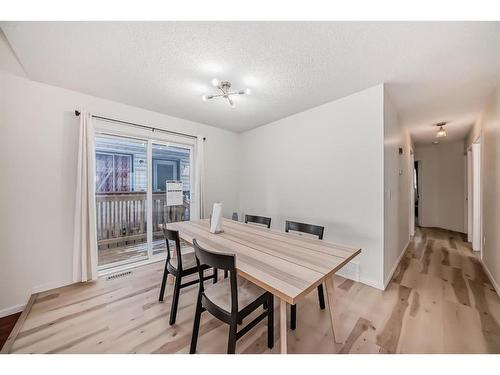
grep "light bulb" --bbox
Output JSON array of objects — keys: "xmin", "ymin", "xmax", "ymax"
[
  {"xmin": 201, "ymin": 95, "xmax": 208, "ymax": 101},
  {"xmin": 436, "ymin": 126, "xmax": 447, "ymax": 138},
  {"xmin": 245, "ymin": 88, "xmax": 251, "ymax": 95},
  {"xmin": 211, "ymin": 78, "xmax": 219, "ymax": 87}
]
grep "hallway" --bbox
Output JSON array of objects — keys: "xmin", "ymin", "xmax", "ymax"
[{"xmin": 388, "ymin": 226, "xmax": 500, "ymax": 353}]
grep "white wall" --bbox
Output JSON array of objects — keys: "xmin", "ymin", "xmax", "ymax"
[
  {"xmin": 383, "ymin": 89, "xmax": 412, "ymax": 286},
  {"xmin": 414, "ymin": 141, "xmax": 466, "ymax": 233},
  {"xmin": 0, "ymin": 72, "xmax": 241, "ymax": 316},
  {"xmin": 0, "ymin": 29, "xmax": 26, "ymax": 78},
  {"xmin": 238, "ymin": 85, "xmax": 385, "ymax": 289},
  {"xmin": 466, "ymin": 85, "xmax": 500, "ymax": 293}
]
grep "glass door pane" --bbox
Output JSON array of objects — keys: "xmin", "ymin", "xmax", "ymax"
[
  {"xmin": 95, "ymin": 135, "xmax": 148, "ymax": 269},
  {"xmin": 151, "ymin": 142, "xmax": 192, "ymax": 255}
]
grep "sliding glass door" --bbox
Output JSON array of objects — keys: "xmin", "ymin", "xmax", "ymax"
[
  {"xmin": 95, "ymin": 135, "xmax": 149, "ymax": 268},
  {"xmin": 94, "ymin": 121, "xmax": 196, "ymax": 271},
  {"xmin": 151, "ymin": 142, "xmax": 192, "ymax": 256}
]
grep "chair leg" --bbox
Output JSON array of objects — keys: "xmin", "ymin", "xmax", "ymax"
[
  {"xmin": 169, "ymin": 275, "xmax": 182, "ymax": 325},
  {"xmin": 224, "ymin": 269, "xmax": 228, "ymax": 279},
  {"xmin": 189, "ymin": 291, "xmax": 203, "ymax": 354},
  {"xmin": 213, "ymin": 267, "xmax": 218, "ymax": 284},
  {"xmin": 317, "ymin": 283, "xmax": 326, "ymax": 310},
  {"xmin": 267, "ymin": 295, "xmax": 274, "ymax": 349},
  {"xmin": 227, "ymin": 319, "xmax": 238, "ymax": 354},
  {"xmin": 290, "ymin": 304, "xmax": 297, "ymax": 330},
  {"xmin": 158, "ymin": 261, "xmax": 169, "ymax": 302}
]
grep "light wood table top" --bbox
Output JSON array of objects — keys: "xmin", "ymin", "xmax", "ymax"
[{"xmin": 168, "ymin": 218, "xmax": 361, "ymax": 305}]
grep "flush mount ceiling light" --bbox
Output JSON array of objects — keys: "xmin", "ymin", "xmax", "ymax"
[
  {"xmin": 435, "ymin": 122, "xmax": 448, "ymax": 138},
  {"xmin": 201, "ymin": 79, "xmax": 251, "ymax": 108}
]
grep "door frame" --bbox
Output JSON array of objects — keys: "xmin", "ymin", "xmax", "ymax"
[
  {"xmin": 467, "ymin": 148, "xmax": 473, "ymax": 242},
  {"xmin": 414, "ymin": 160, "xmax": 423, "ymax": 227},
  {"xmin": 94, "ymin": 118, "xmax": 198, "ymax": 272},
  {"xmin": 409, "ymin": 149, "xmax": 415, "ymax": 236},
  {"xmin": 471, "ymin": 139, "xmax": 482, "ymax": 254}
]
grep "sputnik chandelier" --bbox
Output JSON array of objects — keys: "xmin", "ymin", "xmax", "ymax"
[{"xmin": 202, "ymin": 79, "xmax": 251, "ymax": 108}]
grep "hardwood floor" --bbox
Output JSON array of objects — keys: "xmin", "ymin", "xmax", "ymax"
[
  {"xmin": 5, "ymin": 227, "xmax": 500, "ymax": 354},
  {"xmin": 0, "ymin": 312, "xmax": 21, "ymax": 350}
]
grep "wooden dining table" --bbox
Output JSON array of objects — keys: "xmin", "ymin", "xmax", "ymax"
[{"xmin": 168, "ymin": 218, "xmax": 361, "ymax": 354}]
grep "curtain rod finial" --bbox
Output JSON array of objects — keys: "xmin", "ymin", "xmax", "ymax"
[{"xmin": 75, "ymin": 110, "xmax": 81, "ymax": 116}]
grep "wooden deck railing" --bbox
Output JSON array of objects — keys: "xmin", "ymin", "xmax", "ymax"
[{"xmin": 95, "ymin": 191, "xmax": 190, "ymax": 249}]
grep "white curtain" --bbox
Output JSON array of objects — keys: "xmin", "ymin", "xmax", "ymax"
[
  {"xmin": 195, "ymin": 137, "xmax": 206, "ymax": 219},
  {"xmin": 72, "ymin": 111, "xmax": 98, "ymax": 282}
]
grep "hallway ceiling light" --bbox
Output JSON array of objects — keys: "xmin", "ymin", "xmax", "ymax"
[
  {"xmin": 435, "ymin": 122, "xmax": 448, "ymax": 138},
  {"xmin": 201, "ymin": 79, "xmax": 251, "ymax": 108}
]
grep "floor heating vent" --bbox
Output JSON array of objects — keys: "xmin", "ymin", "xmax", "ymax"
[{"xmin": 106, "ymin": 270, "xmax": 132, "ymax": 280}]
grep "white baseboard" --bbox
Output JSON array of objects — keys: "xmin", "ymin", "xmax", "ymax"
[
  {"xmin": 0, "ymin": 279, "xmax": 73, "ymax": 319},
  {"xmin": 336, "ymin": 260, "xmax": 384, "ymax": 290},
  {"xmin": 481, "ymin": 259, "xmax": 500, "ymax": 297},
  {"xmin": 383, "ymin": 240, "xmax": 410, "ymax": 290},
  {"xmin": 32, "ymin": 279, "xmax": 72, "ymax": 294},
  {"xmin": 359, "ymin": 276, "xmax": 385, "ymax": 290},
  {"xmin": 0, "ymin": 303, "xmax": 25, "ymax": 319}
]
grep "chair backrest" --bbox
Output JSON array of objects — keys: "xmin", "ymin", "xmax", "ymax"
[
  {"xmin": 163, "ymin": 228, "xmax": 183, "ymax": 269},
  {"xmin": 193, "ymin": 239, "xmax": 239, "ymax": 313},
  {"xmin": 285, "ymin": 220, "xmax": 324, "ymax": 240},
  {"xmin": 245, "ymin": 214, "xmax": 272, "ymax": 229}
]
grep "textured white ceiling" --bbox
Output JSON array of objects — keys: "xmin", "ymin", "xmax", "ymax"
[{"xmin": 2, "ymin": 22, "xmax": 500, "ymax": 140}]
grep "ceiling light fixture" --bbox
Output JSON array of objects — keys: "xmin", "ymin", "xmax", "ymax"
[
  {"xmin": 435, "ymin": 122, "xmax": 448, "ymax": 138},
  {"xmin": 201, "ymin": 79, "xmax": 251, "ymax": 108}
]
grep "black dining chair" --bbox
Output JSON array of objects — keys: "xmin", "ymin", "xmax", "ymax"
[
  {"xmin": 245, "ymin": 214, "xmax": 272, "ymax": 228},
  {"xmin": 158, "ymin": 228, "xmax": 218, "ymax": 325},
  {"xmin": 285, "ymin": 220, "xmax": 326, "ymax": 330},
  {"xmin": 190, "ymin": 239, "xmax": 274, "ymax": 354}
]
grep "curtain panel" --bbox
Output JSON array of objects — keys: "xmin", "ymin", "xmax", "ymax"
[{"xmin": 72, "ymin": 111, "xmax": 98, "ymax": 282}]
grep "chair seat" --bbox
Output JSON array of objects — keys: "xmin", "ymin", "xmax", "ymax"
[
  {"xmin": 168, "ymin": 250, "xmax": 197, "ymax": 270},
  {"xmin": 204, "ymin": 276, "xmax": 267, "ymax": 312}
]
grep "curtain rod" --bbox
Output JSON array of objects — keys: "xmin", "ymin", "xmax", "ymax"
[{"xmin": 74, "ymin": 110, "xmax": 205, "ymax": 141}]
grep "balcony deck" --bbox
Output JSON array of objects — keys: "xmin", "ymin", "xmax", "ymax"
[{"xmin": 96, "ymin": 191, "xmax": 190, "ymax": 268}]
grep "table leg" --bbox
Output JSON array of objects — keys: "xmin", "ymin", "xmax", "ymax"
[
  {"xmin": 168, "ymin": 274, "xmax": 175, "ymax": 285},
  {"xmin": 324, "ymin": 276, "xmax": 342, "ymax": 344},
  {"xmin": 280, "ymin": 299, "xmax": 287, "ymax": 354}
]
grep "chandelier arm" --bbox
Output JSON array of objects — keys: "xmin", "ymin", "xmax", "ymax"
[{"xmin": 202, "ymin": 80, "xmax": 247, "ymax": 106}]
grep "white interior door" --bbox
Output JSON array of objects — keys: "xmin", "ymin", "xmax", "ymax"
[{"xmin": 472, "ymin": 142, "xmax": 481, "ymax": 252}]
